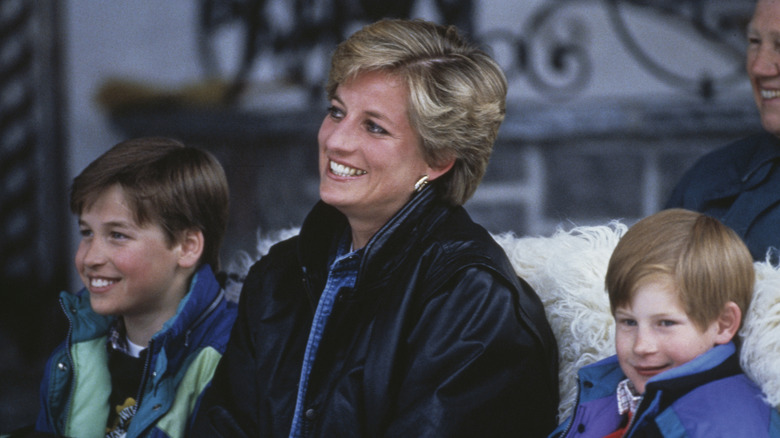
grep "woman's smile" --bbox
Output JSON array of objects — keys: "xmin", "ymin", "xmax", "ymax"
[{"xmin": 329, "ymin": 160, "xmax": 367, "ymax": 177}]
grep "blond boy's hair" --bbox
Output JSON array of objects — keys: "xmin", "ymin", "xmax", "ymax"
[{"xmin": 605, "ymin": 208, "xmax": 754, "ymax": 331}]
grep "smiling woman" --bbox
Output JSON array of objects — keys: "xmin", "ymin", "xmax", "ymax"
[
  {"xmin": 318, "ymin": 70, "xmax": 452, "ymax": 248},
  {"xmin": 192, "ymin": 18, "xmax": 560, "ymax": 438}
]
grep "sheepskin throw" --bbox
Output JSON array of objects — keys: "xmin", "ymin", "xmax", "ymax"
[
  {"xmin": 238, "ymin": 223, "xmax": 780, "ymax": 421},
  {"xmin": 494, "ymin": 223, "xmax": 625, "ymax": 420},
  {"xmin": 741, "ymin": 261, "xmax": 780, "ymax": 410}
]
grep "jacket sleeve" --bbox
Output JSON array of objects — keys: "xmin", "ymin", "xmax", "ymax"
[
  {"xmin": 189, "ymin": 268, "xmax": 260, "ymax": 438},
  {"xmin": 379, "ymin": 267, "xmax": 559, "ymax": 438}
]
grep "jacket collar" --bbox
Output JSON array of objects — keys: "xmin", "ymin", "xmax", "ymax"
[
  {"xmin": 641, "ymin": 342, "xmax": 740, "ymax": 400},
  {"xmin": 705, "ymin": 132, "xmax": 780, "ymax": 197},
  {"xmin": 358, "ymin": 184, "xmax": 449, "ymax": 284},
  {"xmin": 578, "ymin": 342, "xmax": 739, "ymax": 406},
  {"xmin": 581, "ymin": 342, "xmax": 738, "ymax": 382},
  {"xmin": 62, "ymin": 264, "xmax": 224, "ymax": 359},
  {"xmin": 154, "ymin": 264, "xmax": 224, "ymax": 347},
  {"xmin": 740, "ymin": 132, "xmax": 780, "ymax": 189},
  {"xmin": 297, "ymin": 184, "xmax": 451, "ymax": 297}
]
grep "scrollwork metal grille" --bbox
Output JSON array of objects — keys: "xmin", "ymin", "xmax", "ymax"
[{"xmin": 195, "ymin": 0, "xmax": 754, "ymax": 102}]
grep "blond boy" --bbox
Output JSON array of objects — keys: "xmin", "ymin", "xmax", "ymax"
[{"xmin": 551, "ymin": 209, "xmax": 780, "ymax": 437}]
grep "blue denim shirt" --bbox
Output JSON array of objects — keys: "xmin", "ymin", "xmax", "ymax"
[{"xmin": 289, "ymin": 235, "xmax": 362, "ymax": 438}]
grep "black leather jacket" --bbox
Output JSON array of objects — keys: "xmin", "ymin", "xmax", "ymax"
[{"xmin": 193, "ymin": 186, "xmax": 559, "ymax": 437}]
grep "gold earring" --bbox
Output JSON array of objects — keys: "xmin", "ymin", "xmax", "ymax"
[{"xmin": 414, "ymin": 175, "xmax": 429, "ymax": 192}]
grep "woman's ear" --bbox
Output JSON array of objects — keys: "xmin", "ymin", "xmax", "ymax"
[
  {"xmin": 713, "ymin": 301, "xmax": 742, "ymax": 344},
  {"xmin": 177, "ymin": 228, "xmax": 205, "ymax": 269},
  {"xmin": 427, "ymin": 157, "xmax": 456, "ymax": 181}
]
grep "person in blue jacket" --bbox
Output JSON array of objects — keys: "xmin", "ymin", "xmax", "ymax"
[
  {"xmin": 31, "ymin": 137, "xmax": 237, "ymax": 438},
  {"xmin": 551, "ymin": 209, "xmax": 780, "ymax": 438},
  {"xmin": 666, "ymin": 0, "xmax": 780, "ymax": 261}
]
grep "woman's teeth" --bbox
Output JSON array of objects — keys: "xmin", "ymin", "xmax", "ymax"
[{"xmin": 330, "ymin": 161, "xmax": 367, "ymax": 177}]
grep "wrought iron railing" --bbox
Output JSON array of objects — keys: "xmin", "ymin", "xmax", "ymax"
[{"xmin": 196, "ymin": 0, "xmax": 755, "ymax": 103}]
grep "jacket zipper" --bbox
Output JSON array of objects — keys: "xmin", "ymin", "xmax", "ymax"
[
  {"xmin": 58, "ymin": 297, "xmax": 76, "ymax": 435},
  {"xmin": 125, "ymin": 335, "xmax": 155, "ymax": 438},
  {"xmin": 559, "ymin": 378, "xmax": 581, "ymax": 437},
  {"xmin": 134, "ymin": 287, "xmax": 226, "ymax": 433},
  {"xmin": 622, "ymin": 394, "xmax": 644, "ymax": 437},
  {"xmin": 184, "ymin": 288, "xmax": 225, "ymax": 347}
]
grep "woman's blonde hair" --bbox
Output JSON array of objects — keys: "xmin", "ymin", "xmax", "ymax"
[
  {"xmin": 326, "ymin": 18, "xmax": 508, "ymax": 206},
  {"xmin": 605, "ymin": 209, "xmax": 754, "ymax": 330}
]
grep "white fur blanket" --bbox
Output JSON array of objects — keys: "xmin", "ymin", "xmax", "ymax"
[
  {"xmin": 495, "ymin": 222, "xmax": 780, "ymax": 420},
  {"xmin": 236, "ymin": 223, "xmax": 780, "ymax": 421}
]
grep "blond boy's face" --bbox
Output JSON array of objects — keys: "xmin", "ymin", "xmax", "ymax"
[
  {"xmin": 614, "ymin": 277, "xmax": 721, "ymax": 393},
  {"xmin": 75, "ymin": 184, "xmax": 190, "ymax": 340}
]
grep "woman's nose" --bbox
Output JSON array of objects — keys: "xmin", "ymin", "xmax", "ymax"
[{"xmin": 322, "ymin": 119, "xmax": 357, "ymax": 153}]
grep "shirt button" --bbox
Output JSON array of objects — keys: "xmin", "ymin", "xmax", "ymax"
[
  {"xmin": 305, "ymin": 408, "xmax": 317, "ymax": 420},
  {"xmin": 577, "ymin": 424, "xmax": 586, "ymax": 433},
  {"xmin": 153, "ymin": 404, "xmax": 162, "ymax": 411},
  {"xmin": 57, "ymin": 363, "xmax": 67, "ymax": 371},
  {"xmin": 583, "ymin": 380, "xmax": 594, "ymax": 388}
]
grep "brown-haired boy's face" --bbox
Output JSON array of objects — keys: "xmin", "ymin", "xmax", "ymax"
[
  {"xmin": 613, "ymin": 277, "xmax": 721, "ymax": 393},
  {"xmin": 74, "ymin": 184, "xmax": 190, "ymax": 343}
]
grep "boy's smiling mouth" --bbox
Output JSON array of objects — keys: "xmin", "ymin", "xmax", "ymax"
[
  {"xmin": 633, "ymin": 364, "xmax": 668, "ymax": 377},
  {"xmin": 89, "ymin": 276, "xmax": 118, "ymax": 289}
]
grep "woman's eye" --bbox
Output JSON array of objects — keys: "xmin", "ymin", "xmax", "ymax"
[
  {"xmin": 618, "ymin": 318, "xmax": 636, "ymax": 327},
  {"xmin": 327, "ymin": 105, "xmax": 344, "ymax": 119},
  {"xmin": 366, "ymin": 120, "xmax": 388, "ymax": 134},
  {"xmin": 79, "ymin": 229, "xmax": 92, "ymax": 238},
  {"xmin": 659, "ymin": 320, "xmax": 676, "ymax": 327}
]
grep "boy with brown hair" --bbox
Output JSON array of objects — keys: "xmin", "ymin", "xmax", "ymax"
[
  {"xmin": 33, "ymin": 137, "xmax": 237, "ymax": 438},
  {"xmin": 551, "ymin": 208, "xmax": 780, "ymax": 437}
]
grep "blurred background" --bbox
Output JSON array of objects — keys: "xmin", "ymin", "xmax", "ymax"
[{"xmin": 0, "ymin": 0, "xmax": 760, "ymax": 431}]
